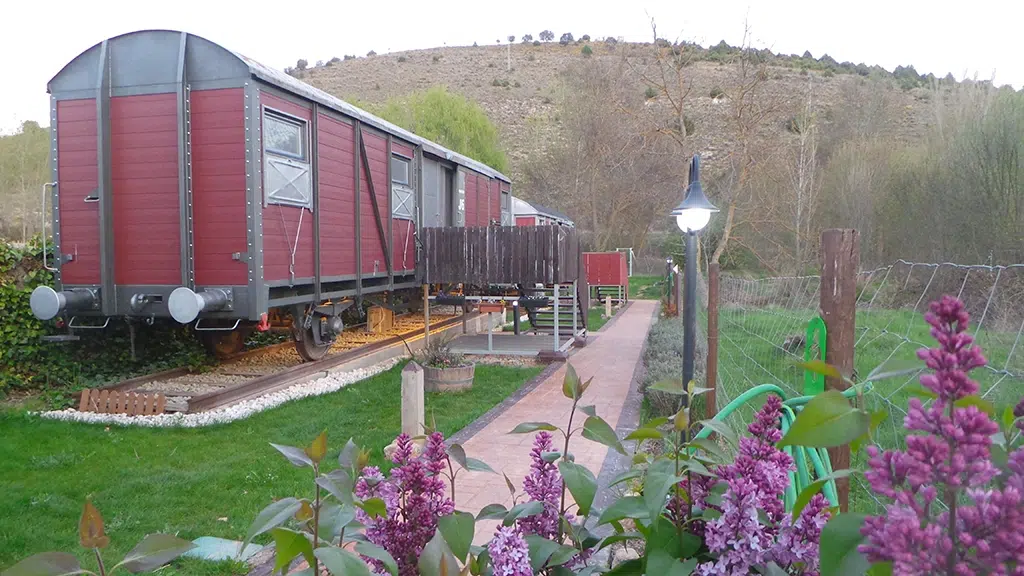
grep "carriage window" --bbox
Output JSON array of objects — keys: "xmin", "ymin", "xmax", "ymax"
[
  {"xmin": 391, "ymin": 155, "xmax": 414, "ymax": 220},
  {"xmin": 263, "ymin": 107, "xmax": 312, "ymax": 209}
]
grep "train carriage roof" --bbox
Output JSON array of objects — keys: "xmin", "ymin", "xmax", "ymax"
[{"xmin": 47, "ymin": 29, "xmax": 511, "ymax": 184}]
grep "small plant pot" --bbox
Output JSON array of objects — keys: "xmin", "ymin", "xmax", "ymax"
[{"xmin": 423, "ymin": 363, "xmax": 476, "ymax": 392}]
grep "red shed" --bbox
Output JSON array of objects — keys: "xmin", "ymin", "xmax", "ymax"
[{"xmin": 583, "ymin": 251, "xmax": 628, "ymax": 303}]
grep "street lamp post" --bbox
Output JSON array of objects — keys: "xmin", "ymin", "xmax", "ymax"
[{"xmin": 670, "ymin": 155, "xmax": 718, "ymax": 428}]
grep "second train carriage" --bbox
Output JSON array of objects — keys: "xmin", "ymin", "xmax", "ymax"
[{"xmin": 29, "ymin": 29, "xmax": 514, "ymax": 361}]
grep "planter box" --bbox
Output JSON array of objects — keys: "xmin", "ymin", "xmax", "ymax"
[{"xmin": 423, "ymin": 363, "xmax": 476, "ymax": 392}]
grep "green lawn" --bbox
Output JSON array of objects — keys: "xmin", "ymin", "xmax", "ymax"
[
  {"xmin": 587, "ymin": 305, "xmax": 618, "ymax": 332},
  {"xmin": 715, "ymin": 306, "xmax": 1021, "ymax": 513},
  {"xmin": 628, "ymin": 275, "xmax": 664, "ymax": 300},
  {"xmin": 0, "ymin": 361, "xmax": 543, "ymax": 574}
]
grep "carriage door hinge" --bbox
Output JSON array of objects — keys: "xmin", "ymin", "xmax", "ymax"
[{"xmin": 232, "ymin": 251, "xmax": 251, "ymax": 263}]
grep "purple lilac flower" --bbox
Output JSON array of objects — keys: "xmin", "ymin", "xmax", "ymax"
[
  {"xmin": 488, "ymin": 526, "xmax": 532, "ymax": 576},
  {"xmin": 356, "ymin": 432, "xmax": 455, "ymax": 576},
  {"xmin": 697, "ymin": 477, "xmax": 773, "ymax": 575},
  {"xmin": 859, "ymin": 295, "xmax": 1024, "ymax": 575},
  {"xmin": 517, "ymin": 431, "xmax": 562, "ymax": 539},
  {"xmin": 773, "ymin": 493, "xmax": 831, "ymax": 575}
]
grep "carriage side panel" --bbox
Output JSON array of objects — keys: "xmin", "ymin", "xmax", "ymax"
[
  {"xmin": 464, "ymin": 172, "xmax": 477, "ymax": 227},
  {"xmin": 191, "ymin": 88, "xmax": 248, "ymax": 286},
  {"xmin": 56, "ymin": 98, "xmax": 101, "ymax": 285},
  {"xmin": 317, "ymin": 113, "xmax": 356, "ymax": 278},
  {"xmin": 110, "ymin": 93, "xmax": 181, "ymax": 285},
  {"xmin": 260, "ymin": 91, "xmax": 315, "ymax": 283},
  {"xmin": 359, "ymin": 130, "xmax": 389, "ymax": 276}
]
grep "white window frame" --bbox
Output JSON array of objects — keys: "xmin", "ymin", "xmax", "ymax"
[
  {"xmin": 262, "ymin": 106, "xmax": 313, "ymax": 210},
  {"xmin": 390, "ymin": 153, "xmax": 415, "ymax": 221}
]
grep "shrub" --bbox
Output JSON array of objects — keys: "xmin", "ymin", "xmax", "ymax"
[
  {"xmin": 492, "ymin": 78, "xmax": 509, "ymax": 87},
  {"xmin": 296, "ymin": 58, "xmax": 308, "ymax": 70},
  {"xmin": 522, "ymin": 34, "xmax": 533, "ymax": 43},
  {"xmin": 580, "ymin": 34, "xmax": 591, "ymax": 42},
  {"xmin": 709, "ymin": 86, "xmax": 724, "ymax": 99},
  {"xmin": 343, "ymin": 54, "xmax": 355, "ymax": 61},
  {"xmin": 397, "ymin": 55, "xmax": 407, "ymax": 63},
  {"xmin": 559, "ymin": 32, "xmax": 574, "ymax": 46},
  {"xmin": 581, "ymin": 44, "xmax": 592, "ymax": 57},
  {"xmin": 644, "ymin": 86, "xmax": 657, "ymax": 99},
  {"xmin": 508, "ymin": 35, "xmax": 516, "ymax": 43},
  {"xmin": 413, "ymin": 334, "xmax": 470, "ymax": 369},
  {"xmin": 533, "ymin": 40, "xmax": 541, "ymax": 47},
  {"xmin": 367, "ymin": 50, "xmax": 376, "ymax": 57},
  {"xmin": 539, "ymin": 30, "xmax": 554, "ymax": 42},
  {"xmin": 823, "ymin": 68, "xmax": 835, "ymax": 78},
  {"xmin": 641, "ymin": 316, "xmax": 705, "ymax": 417},
  {"xmin": 432, "ymin": 54, "xmax": 441, "ymax": 63},
  {"xmin": 315, "ymin": 59, "xmax": 323, "ymax": 67},
  {"xmin": 527, "ymin": 53, "xmax": 536, "ymax": 62}
]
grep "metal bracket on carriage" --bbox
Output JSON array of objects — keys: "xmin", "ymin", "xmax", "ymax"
[{"xmin": 303, "ymin": 300, "xmax": 355, "ymax": 347}]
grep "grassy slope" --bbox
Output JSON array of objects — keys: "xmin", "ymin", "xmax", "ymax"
[
  {"xmin": 0, "ymin": 361, "xmax": 543, "ymax": 574},
  {"xmin": 716, "ymin": 306, "xmax": 1019, "ymax": 513},
  {"xmin": 628, "ymin": 275, "xmax": 664, "ymax": 301}
]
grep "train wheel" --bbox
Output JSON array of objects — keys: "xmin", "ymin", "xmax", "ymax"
[
  {"xmin": 199, "ymin": 329, "xmax": 249, "ymax": 359},
  {"xmin": 292, "ymin": 316, "xmax": 332, "ymax": 362}
]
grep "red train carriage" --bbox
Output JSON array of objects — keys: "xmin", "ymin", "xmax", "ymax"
[{"xmin": 29, "ymin": 29, "xmax": 514, "ymax": 361}]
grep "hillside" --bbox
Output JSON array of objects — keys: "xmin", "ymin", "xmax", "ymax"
[{"xmin": 297, "ymin": 40, "xmax": 933, "ymax": 193}]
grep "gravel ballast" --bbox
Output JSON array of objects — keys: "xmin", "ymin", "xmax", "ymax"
[{"xmin": 34, "ymin": 357, "xmax": 405, "ymax": 429}]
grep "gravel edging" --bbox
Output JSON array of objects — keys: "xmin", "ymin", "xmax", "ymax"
[{"xmin": 31, "ymin": 357, "xmax": 405, "ymax": 428}]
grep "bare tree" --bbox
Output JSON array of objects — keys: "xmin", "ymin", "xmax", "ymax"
[{"xmin": 788, "ymin": 74, "xmax": 822, "ymax": 268}]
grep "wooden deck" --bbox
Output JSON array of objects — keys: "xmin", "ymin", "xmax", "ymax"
[{"xmin": 449, "ymin": 333, "xmax": 575, "ymax": 356}]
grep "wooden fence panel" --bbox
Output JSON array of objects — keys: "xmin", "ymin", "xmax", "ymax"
[{"xmin": 423, "ymin": 225, "xmax": 581, "ymax": 285}]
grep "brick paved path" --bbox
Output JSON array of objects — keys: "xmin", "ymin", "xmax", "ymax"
[{"xmin": 450, "ymin": 300, "xmax": 658, "ymax": 543}]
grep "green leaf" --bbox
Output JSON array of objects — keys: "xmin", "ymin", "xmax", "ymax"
[
  {"xmin": 797, "ymin": 359, "xmax": 842, "ymax": 379},
  {"xmin": 762, "ymin": 562, "xmax": 791, "ymax": 576},
  {"xmin": 317, "ymin": 503, "xmax": 355, "ymax": 544},
  {"xmin": 625, "ymin": 427, "xmax": 664, "ymax": 441},
  {"xmin": 353, "ymin": 542, "xmax": 399, "ymax": 576},
  {"xmin": 270, "ymin": 442, "xmax": 314, "ymax": 468},
  {"xmin": 867, "ymin": 561, "xmax": 894, "ymax": 576},
  {"xmin": 852, "ymin": 411, "xmax": 888, "ymax": 453},
  {"xmin": 792, "ymin": 469, "xmax": 855, "ymax": 519},
  {"xmin": 647, "ymin": 550, "xmax": 697, "ymax": 576},
  {"xmin": 242, "ymin": 497, "xmax": 302, "ymax": 550},
  {"xmin": 581, "ymin": 415, "xmax": 626, "ymax": 455},
  {"xmin": 524, "ymin": 535, "xmax": 560, "ymax": 571},
  {"xmin": 905, "ymin": 384, "xmax": 938, "ymax": 400},
  {"xmin": 697, "ymin": 419, "xmax": 738, "ymax": 449},
  {"xmin": 338, "ymin": 438, "xmax": 360, "ymax": 469},
  {"xmin": 448, "ymin": 444, "xmax": 468, "ymax": 469},
  {"xmin": 563, "ymin": 362, "xmax": 581, "ymax": 400},
  {"xmin": 305, "ymin": 429, "xmax": 328, "ymax": 464},
  {"xmin": 476, "ymin": 503, "xmax": 509, "ymax": 521},
  {"xmin": 1002, "ymin": 405, "xmax": 1016, "ymax": 433},
  {"xmin": 271, "ymin": 528, "xmax": 315, "ymax": 574},
  {"xmin": 548, "ymin": 544, "xmax": 579, "ymax": 567},
  {"xmin": 465, "ymin": 457, "xmax": 496, "ymax": 473},
  {"xmin": 0, "ymin": 552, "xmax": 91, "ymax": 576},
  {"xmin": 644, "ymin": 416, "xmax": 671, "ymax": 428},
  {"xmin": 314, "ymin": 547, "xmax": 374, "ymax": 576},
  {"xmin": 866, "ymin": 358, "xmax": 923, "ymax": 382},
  {"xmin": 688, "ymin": 437, "xmax": 727, "ymax": 463},
  {"xmin": 644, "ymin": 458, "xmax": 681, "ymax": 520},
  {"xmin": 605, "ymin": 558, "xmax": 644, "ymax": 575},
  {"xmin": 438, "ymin": 511, "xmax": 475, "ymax": 563},
  {"xmin": 954, "ymin": 394, "xmax": 996, "ymax": 416},
  {"xmin": 778, "ymin": 390, "xmax": 870, "ymax": 448},
  {"xmin": 558, "ymin": 461, "xmax": 598, "ymax": 517},
  {"xmin": 503, "ymin": 473, "xmax": 517, "ymax": 498},
  {"xmin": 113, "ymin": 533, "xmax": 197, "ymax": 573},
  {"xmin": 504, "ymin": 501, "xmax": 544, "ymax": 526},
  {"xmin": 649, "ymin": 378, "xmax": 685, "ymax": 395},
  {"xmin": 607, "ymin": 469, "xmax": 643, "ymax": 488},
  {"xmin": 541, "ymin": 450, "xmax": 562, "ymax": 463},
  {"xmin": 509, "ymin": 422, "xmax": 558, "ymax": 434},
  {"xmin": 418, "ymin": 529, "xmax": 460, "ymax": 576},
  {"xmin": 597, "ymin": 496, "xmax": 649, "ymax": 525},
  {"xmin": 356, "ymin": 497, "xmax": 387, "ymax": 519},
  {"xmin": 597, "ymin": 531, "xmax": 644, "ymax": 550},
  {"xmin": 579, "ymin": 405, "xmax": 597, "ymax": 417},
  {"xmin": 820, "ymin": 513, "xmax": 870, "ymax": 576},
  {"xmin": 318, "ymin": 471, "xmax": 355, "ymax": 505}
]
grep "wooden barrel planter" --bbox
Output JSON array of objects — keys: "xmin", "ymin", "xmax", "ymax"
[{"xmin": 423, "ymin": 363, "xmax": 476, "ymax": 392}]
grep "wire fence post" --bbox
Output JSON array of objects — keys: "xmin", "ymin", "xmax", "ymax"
[
  {"xmin": 820, "ymin": 228, "xmax": 859, "ymax": 513},
  {"xmin": 707, "ymin": 262, "xmax": 719, "ymax": 420}
]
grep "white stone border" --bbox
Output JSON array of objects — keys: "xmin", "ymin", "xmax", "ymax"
[{"xmin": 32, "ymin": 357, "xmax": 405, "ymax": 429}]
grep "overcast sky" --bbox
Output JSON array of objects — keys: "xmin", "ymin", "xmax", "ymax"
[{"xmin": 2, "ymin": 0, "xmax": 1021, "ymax": 134}]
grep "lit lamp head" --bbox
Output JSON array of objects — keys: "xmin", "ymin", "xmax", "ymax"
[{"xmin": 671, "ymin": 155, "xmax": 718, "ymax": 233}]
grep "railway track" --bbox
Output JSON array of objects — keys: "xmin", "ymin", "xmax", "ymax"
[{"xmin": 97, "ymin": 309, "xmax": 474, "ymax": 414}]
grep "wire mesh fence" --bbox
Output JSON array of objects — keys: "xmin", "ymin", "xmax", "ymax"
[{"xmin": 700, "ymin": 259, "xmax": 1024, "ymax": 513}]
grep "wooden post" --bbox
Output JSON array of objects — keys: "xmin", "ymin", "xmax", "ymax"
[
  {"xmin": 553, "ymin": 284, "xmax": 560, "ymax": 350},
  {"xmin": 674, "ymin": 269, "xmax": 682, "ymax": 317},
  {"xmin": 605, "ymin": 293, "xmax": 612, "ymax": 319},
  {"xmin": 401, "ymin": 362, "xmax": 425, "ymax": 436},
  {"xmin": 423, "ymin": 285, "xmax": 430, "ymax": 347},
  {"xmin": 706, "ymin": 262, "xmax": 720, "ymax": 420},
  {"xmin": 819, "ymin": 228, "xmax": 859, "ymax": 513}
]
